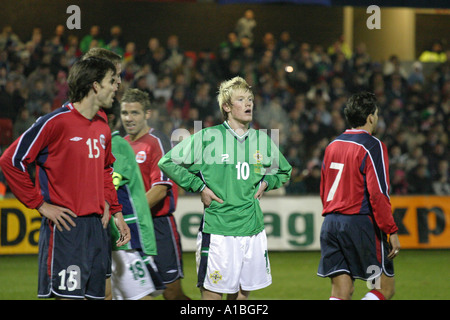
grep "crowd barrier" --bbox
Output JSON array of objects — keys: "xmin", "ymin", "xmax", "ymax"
[{"xmin": 0, "ymin": 195, "xmax": 449, "ymax": 254}]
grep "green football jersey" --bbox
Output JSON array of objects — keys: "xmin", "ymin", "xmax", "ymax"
[
  {"xmin": 158, "ymin": 121, "xmax": 292, "ymax": 236},
  {"xmin": 110, "ymin": 131, "xmax": 157, "ymax": 255}
]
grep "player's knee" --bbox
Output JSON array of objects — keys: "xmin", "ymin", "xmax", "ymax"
[
  {"xmin": 381, "ymin": 286, "xmax": 395, "ymax": 300},
  {"xmin": 380, "ymin": 275, "xmax": 395, "ymax": 300}
]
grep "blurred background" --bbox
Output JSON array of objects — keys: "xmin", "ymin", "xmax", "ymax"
[{"xmin": 0, "ymin": 1, "xmax": 449, "ymax": 256}]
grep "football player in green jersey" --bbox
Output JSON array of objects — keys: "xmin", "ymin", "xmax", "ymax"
[{"xmin": 159, "ymin": 76, "xmax": 292, "ymax": 300}]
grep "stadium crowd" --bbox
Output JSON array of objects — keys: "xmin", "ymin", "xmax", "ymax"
[{"xmin": 0, "ymin": 23, "xmax": 449, "ymax": 197}]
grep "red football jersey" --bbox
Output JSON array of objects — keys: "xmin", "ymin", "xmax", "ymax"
[
  {"xmin": 125, "ymin": 128, "xmax": 178, "ymax": 217},
  {"xmin": 320, "ymin": 129, "xmax": 398, "ymax": 235},
  {"xmin": 0, "ymin": 103, "xmax": 121, "ymax": 216}
]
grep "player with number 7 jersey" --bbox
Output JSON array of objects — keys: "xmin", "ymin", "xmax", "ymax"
[
  {"xmin": 319, "ymin": 129, "xmax": 398, "ymax": 235},
  {"xmin": 318, "ymin": 92, "xmax": 400, "ymax": 301}
]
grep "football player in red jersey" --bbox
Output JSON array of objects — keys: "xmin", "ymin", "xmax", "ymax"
[
  {"xmin": 317, "ymin": 92, "xmax": 400, "ymax": 300},
  {"xmin": 120, "ymin": 88, "xmax": 190, "ymax": 300},
  {"xmin": 0, "ymin": 57, "xmax": 130, "ymax": 299}
]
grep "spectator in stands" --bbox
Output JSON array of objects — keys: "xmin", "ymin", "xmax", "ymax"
[
  {"xmin": 106, "ymin": 25, "xmax": 124, "ymax": 56},
  {"xmin": 1, "ymin": 22, "xmax": 449, "ymax": 197},
  {"xmin": 0, "ymin": 80, "xmax": 21, "ymax": 121},
  {"xmin": 432, "ymin": 160, "xmax": 450, "ymax": 195},
  {"xmin": 123, "ymin": 42, "xmax": 136, "ymax": 64},
  {"xmin": 0, "ymin": 25, "xmax": 22, "ymax": 51},
  {"xmin": 408, "ymin": 164, "xmax": 433, "ymax": 194},
  {"xmin": 407, "ymin": 61, "xmax": 425, "ymax": 86},
  {"xmin": 235, "ymin": 9, "xmax": 257, "ymax": 42},
  {"xmin": 80, "ymin": 25, "xmax": 105, "ymax": 53},
  {"xmin": 419, "ymin": 40, "xmax": 447, "ymax": 63},
  {"xmin": 13, "ymin": 107, "xmax": 35, "ymax": 140},
  {"xmin": 53, "ymin": 70, "xmax": 69, "ymax": 107},
  {"xmin": 164, "ymin": 35, "xmax": 184, "ymax": 71},
  {"xmin": 26, "ymin": 78, "xmax": 52, "ymax": 117}
]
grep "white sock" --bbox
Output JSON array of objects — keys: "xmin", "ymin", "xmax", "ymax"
[{"xmin": 362, "ymin": 290, "xmax": 385, "ymax": 300}]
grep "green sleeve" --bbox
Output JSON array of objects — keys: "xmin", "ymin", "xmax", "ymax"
[
  {"xmin": 111, "ymin": 137, "xmax": 133, "ymax": 188},
  {"xmin": 158, "ymin": 131, "xmax": 206, "ymax": 193},
  {"xmin": 262, "ymin": 136, "xmax": 292, "ymax": 191}
]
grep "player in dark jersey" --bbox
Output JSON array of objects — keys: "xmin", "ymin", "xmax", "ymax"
[
  {"xmin": 120, "ymin": 88, "xmax": 190, "ymax": 300},
  {"xmin": 317, "ymin": 92, "xmax": 400, "ymax": 300},
  {"xmin": 0, "ymin": 57, "xmax": 130, "ymax": 299}
]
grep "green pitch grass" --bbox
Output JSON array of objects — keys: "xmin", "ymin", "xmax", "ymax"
[{"xmin": 0, "ymin": 250, "xmax": 449, "ymax": 300}]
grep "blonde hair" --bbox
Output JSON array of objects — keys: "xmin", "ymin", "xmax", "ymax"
[{"xmin": 217, "ymin": 76, "xmax": 253, "ymax": 120}]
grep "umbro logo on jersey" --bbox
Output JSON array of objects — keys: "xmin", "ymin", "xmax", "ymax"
[{"xmin": 70, "ymin": 137, "xmax": 83, "ymax": 141}]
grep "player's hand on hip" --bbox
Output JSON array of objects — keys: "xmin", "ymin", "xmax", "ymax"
[
  {"xmin": 38, "ymin": 202, "xmax": 77, "ymax": 232},
  {"xmin": 200, "ymin": 186, "xmax": 223, "ymax": 207},
  {"xmin": 254, "ymin": 181, "xmax": 268, "ymax": 200},
  {"xmin": 387, "ymin": 233, "xmax": 401, "ymax": 259}
]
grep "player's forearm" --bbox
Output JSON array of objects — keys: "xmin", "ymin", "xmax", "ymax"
[
  {"xmin": 264, "ymin": 158, "xmax": 292, "ymax": 191},
  {"xmin": 158, "ymin": 155, "xmax": 204, "ymax": 193},
  {"xmin": 146, "ymin": 184, "xmax": 168, "ymax": 208},
  {"xmin": 370, "ymin": 194, "xmax": 398, "ymax": 234},
  {"xmin": 0, "ymin": 156, "xmax": 44, "ymax": 209}
]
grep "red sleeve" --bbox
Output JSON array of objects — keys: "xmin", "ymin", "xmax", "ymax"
[
  {"xmin": 103, "ymin": 132, "xmax": 122, "ymax": 216},
  {"xmin": 365, "ymin": 142, "xmax": 398, "ymax": 234},
  {"xmin": 0, "ymin": 121, "xmax": 54, "ymax": 209},
  {"xmin": 149, "ymin": 139, "xmax": 173, "ymax": 189}
]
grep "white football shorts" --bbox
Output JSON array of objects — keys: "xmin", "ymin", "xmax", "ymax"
[
  {"xmin": 196, "ymin": 230, "xmax": 272, "ymax": 294},
  {"xmin": 111, "ymin": 250, "xmax": 163, "ymax": 300}
]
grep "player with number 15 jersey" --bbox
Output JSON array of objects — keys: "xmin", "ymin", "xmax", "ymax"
[{"xmin": 0, "ymin": 102, "xmax": 120, "ymax": 216}]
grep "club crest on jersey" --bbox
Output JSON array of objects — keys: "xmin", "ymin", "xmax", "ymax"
[
  {"xmin": 209, "ymin": 270, "xmax": 222, "ymax": 284},
  {"xmin": 136, "ymin": 151, "xmax": 147, "ymax": 163},
  {"xmin": 99, "ymin": 134, "xmax": 106, "ymax": 149},
  {"xmin": 253, "ymin": 151, "xmax": 263, "ymax": 174},
  {"xmin": 253, "ymin": 151, "xmax": 263, "ymax": 163}
]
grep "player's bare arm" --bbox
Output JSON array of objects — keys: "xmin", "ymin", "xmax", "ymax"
[
  {"xmin": 102, "ymin": 201, "xmax": 110, "ymax": 228},
  {"xmin": 146, "ymin": 184, "xmax": 169, "ymax": 208},
  {"xmin": 387, "ymin": 233, "xmax": 401, "ymax": 259},
  {"xmin": 113, "ymin": 211, "xmax": 131, "ymax": 247}
]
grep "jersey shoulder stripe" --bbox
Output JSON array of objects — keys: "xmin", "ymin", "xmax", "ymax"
[
  {"xmin": 13, "ymin": 106, "xmax": 71, "ymax": 171},
  {"xmin": 148, "ymin": 128, "xmax": 173, "ymax": 183},
  {"xmin": 332, "ymin": 131, "xmax": 389, "ymax": 197},
  {"xmin": 149, "ymin": 128, "xmax": 173, "ymax": 154}
]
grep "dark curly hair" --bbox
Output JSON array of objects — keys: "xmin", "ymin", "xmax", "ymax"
[
  {"xmin": 68, "ymin": 57, "xmax": 116, "ymax": 103},
  {"xmin": 344, "ymin": 92, "xmax": 378, "ymax": 128}
]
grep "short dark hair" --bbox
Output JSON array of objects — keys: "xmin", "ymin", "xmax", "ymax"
[
  {"xmin": 83, "ymin": 47, "xmax": 122, "ymax": 65},
  {"xmin": 344, "ymin": 92, "xmax": 378, "ymax": 128},
  {"xmin": 120, "ymin": 88, "xmax": 151, "ymax": 111},
  {"xmin": 68, "ymin": 57, "xmax": 116, "ymax": 102}
]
